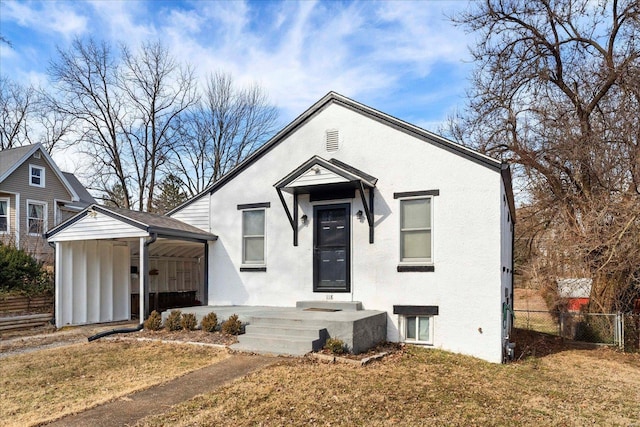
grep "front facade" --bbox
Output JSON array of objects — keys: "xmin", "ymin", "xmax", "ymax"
[
  {"xmin": 0, "ymin": 144, "xmax": 95, "ymax": 261},
  {"xmin": 171, "ymin": 93, "xmax": 515, "ymax": 363}
]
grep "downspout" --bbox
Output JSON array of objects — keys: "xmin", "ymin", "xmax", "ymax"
[{"xmin": 88, "ymin": 324, "xmax": 143, "ymax": 341}]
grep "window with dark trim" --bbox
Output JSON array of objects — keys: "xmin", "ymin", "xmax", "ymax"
[
  {"xmin": 242, "ymin": 209, "xmax": 266, "ymax": 267},
  {"xmin": 403, "ymin": 315, "xmax": 433, "ymax": 344},
  {"xmin": 394, "ymin": 190, "xmax": 439, "ymax": 271},
  {"xmin": 399, "ymin": 197, "xmax": 432, "ymax": 263}
]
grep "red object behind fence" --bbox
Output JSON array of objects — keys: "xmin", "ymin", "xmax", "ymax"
[{"xmin": 567, "ymin": 298, "xmax": 589, "ymax": 312}]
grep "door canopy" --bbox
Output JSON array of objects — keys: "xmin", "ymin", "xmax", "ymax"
[{"xmin": 274, "ymin": 156, "xmax": 377, "ymax": 245}]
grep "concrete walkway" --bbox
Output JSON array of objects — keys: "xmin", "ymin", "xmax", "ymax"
[{"xmin": 45, "ymin": 354, "xmax": 276, "ymax": 427}]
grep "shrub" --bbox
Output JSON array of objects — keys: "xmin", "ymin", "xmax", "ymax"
[
  {"xmin": 144, "ymin": 310, "xmax": 163, "ymax": 331},
  {"xmin": 165, "ymin": 309, "xmax": 183, "ymax": 331},
  {"xmin": 201, "ymin": 312, "xmax": 218, "ymax": 332},
  {"xmin": 221, "ymin": 314, "xmax": 242, "ymax": 335},
  {"xmin": 324, "ymin": 337, "xmax": 346, "ymax": 355},
  {"xmin": 0, "ymin": 243, "xmax": 52, "ymax": 296},
  {"xmin": 181, "ymin": 313, "xmax": 198, "ymax": 331}
]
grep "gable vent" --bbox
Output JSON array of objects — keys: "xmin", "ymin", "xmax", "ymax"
[
  {"xmin": 325, "ymin": 129, "xmax": 339, "ymax": 152},
  {"xmin": 33, "ymin": 152, "xmax": 41, "ymax": 159}
]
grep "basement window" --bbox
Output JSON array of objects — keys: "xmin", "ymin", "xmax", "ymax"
[{"xmin": 403, "ymin": 315, "xmax": 433, "ymax": 345}]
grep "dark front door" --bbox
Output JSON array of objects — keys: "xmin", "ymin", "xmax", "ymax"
[{"xmin": 314, "ymin": 204, "xmax": 350, "ymax": 292}]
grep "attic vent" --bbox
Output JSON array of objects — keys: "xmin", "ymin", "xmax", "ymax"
[
  {"xmin": 33, "ymin": 152, "xmax": 41, "ymax": 159},
  {"xmin": 325, "ymin": 129, "xmax": 339, "ymax": 152}
]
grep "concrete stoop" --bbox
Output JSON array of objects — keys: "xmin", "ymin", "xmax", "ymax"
[{"xmin": 231, "ymin": 320, "xmax": 328, "ymax": 356}]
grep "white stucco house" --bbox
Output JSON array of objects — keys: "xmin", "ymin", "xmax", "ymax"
[{"xmin": 46, "ymin": 92, "xmax": 515, "ymax": 363}]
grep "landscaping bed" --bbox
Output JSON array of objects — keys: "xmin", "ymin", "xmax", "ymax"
[{"xmin": 132, "ymin": 329, "xmax": 238, "ymax": 346}]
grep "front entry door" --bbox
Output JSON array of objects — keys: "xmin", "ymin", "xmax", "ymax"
[{"xmin": 314, "ymin": 204, "xmax": 350, "ymax": 292}]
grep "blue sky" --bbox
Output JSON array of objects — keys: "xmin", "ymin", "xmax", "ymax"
[{"xmin": 1, "ymin": 0, "xmax": 473, "ymax": 136}]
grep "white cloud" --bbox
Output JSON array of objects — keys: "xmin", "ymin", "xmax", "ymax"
[
  {"xmin": 87, "ymin": 0, "xmax": 157, "ymax": 47},
  {"xmin": 1, "ymin": 0, "xmax": 472, "ymax": 126},
  {"xmin": 2, "ymin": 1, "xmax": 88, "ymax": 39}
]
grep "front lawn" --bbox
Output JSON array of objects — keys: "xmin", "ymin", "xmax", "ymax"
[
  {"xmin": 138, "ymin": 346, "xmax": 640, "ymax": 426},
  {"xmin": 0, "ymin": 341, "xmax": 227, "ymax": 426}
]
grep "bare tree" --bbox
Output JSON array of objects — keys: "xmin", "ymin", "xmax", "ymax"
[
  {"xmin": 119, "ymin": 41, "xmax": 198, "ymax": 211},
  {"xmin": 47, "ymin": 39, "xmax": 197, "ymax": 211},
  {"xmin": 47, "ymin": 38, "xmax": 132, "ymax": 208},
  {"xmin": 453, "ymin": 0, "xmax": 640, "ymax": 311},
  {"xmin": 0, "ymin": 76, "xmax": 34, "ymax": 150},
  {"xmin": 169, "ymin": 71, "xmax": 279, "ymax": 197}
]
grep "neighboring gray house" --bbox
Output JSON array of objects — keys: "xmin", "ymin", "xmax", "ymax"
[{"xmin": 0, "ymin": 143, "xmax": 95, "ymax": 261}]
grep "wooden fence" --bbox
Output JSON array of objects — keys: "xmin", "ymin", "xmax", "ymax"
[
  {"xmin": 0, "ymin": 313, "xmax": 53, "ymax": 332},
  {"xmin": 0, "ymin": 295, "xmax": 53, "ymax": 314},
  {"xmin": 0, "ymin": 295, "xmax": 54, "ymax": 333}
]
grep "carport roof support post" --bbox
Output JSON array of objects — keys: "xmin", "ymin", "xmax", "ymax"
[
  {"xmin": 139, "ymin": 234, "xmax": 157, "ymax": 323},
  {"xmin": 139, "ymin": 237, "xmax": 145, "ymax": 324}
]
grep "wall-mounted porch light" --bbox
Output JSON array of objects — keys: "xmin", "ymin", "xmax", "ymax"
[
  {"xmin": 356, "ymin": 210, "xmax": 364, "ymax": 220},
  {"xmin": 301, "ymin": 214, "xmax": 308, "ymax": 225}
]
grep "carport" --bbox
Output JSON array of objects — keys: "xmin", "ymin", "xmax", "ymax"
[{"xmin": 45, "ymin": 204, "xmax": 217, "ymax": 327}]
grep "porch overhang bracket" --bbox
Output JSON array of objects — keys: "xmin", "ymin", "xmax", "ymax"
[
  {"xmin": 358, "ymin": 181, "xmax": 375, "ymax": 244},
  {"xmin": 276, "ymin": 187, "xmax": 298, "ymax": 246}
]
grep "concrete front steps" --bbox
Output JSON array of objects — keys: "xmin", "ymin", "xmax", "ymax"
[
  {"xmin": 231, "ymin": 321, "xmax": 328, "ymax": 356},
  {"xmin": 231, "ymin": 301, "xmax": 361, "ymax": 356}
]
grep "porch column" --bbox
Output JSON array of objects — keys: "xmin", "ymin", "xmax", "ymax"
[
  {"xmin": 202, "ymin": 241, "xmax": 210, "ymax": 306},
  {"xmin": 54, "ymin": 241, "xmax": 62, "ymax": 328},
  {"xmin": 139, "ymin": 237, "xmax": 146, "ymax": 324}
]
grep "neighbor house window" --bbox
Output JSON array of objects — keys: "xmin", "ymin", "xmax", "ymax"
[
  {"xmin": 29, "ymin": 165, "xmax": 45, "ymax": 187},
  {"xmin": 0, "ymin": 198, "xmax": 8, "ymax": 233},
  {"xmin": 399, "ymin": 197, "xmax": 432, "ymax": 263},
  {"xmin": 242, "ymin": 209, "xmax": 265, "ymax": 265},
  {"xmin": 27, "ymin": 201, "xmax": 47, "ymax": 235},
  {"xmin": 404, "ymin": 315, "xmax": 433, "ymax": 344}
]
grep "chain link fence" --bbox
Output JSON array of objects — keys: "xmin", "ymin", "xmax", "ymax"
[{"xmin": 514, "ymin": 310, "xmax": 640, "ymax": 352}]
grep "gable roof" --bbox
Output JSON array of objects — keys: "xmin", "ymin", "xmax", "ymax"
[
  {"xmin": 274, "ymin": 156, "xmax": 378, "ymax": 191},
  {"xmin": 46, "ymin": 204, "xmax": 218, "ymax": 242},
  {"xmin": 169, "ymin": 92, "xmax": 514, "ymax": 220},
  {"xmin": 62, "ymin": 172, "xmax": 96, "ymax": 206},
  {"xmin": 0, "ymin": 143, "xmax": 80, "ymax": 201}
]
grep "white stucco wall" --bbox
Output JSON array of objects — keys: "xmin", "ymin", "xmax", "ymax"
[{"xmin": 178, "ymin": 102, "xmax": 509, "ymax": 363}]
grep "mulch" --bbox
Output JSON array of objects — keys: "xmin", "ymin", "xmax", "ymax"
[{"xmin": 132, "ymin": 328, "xmax": 239, "ymax": 346}]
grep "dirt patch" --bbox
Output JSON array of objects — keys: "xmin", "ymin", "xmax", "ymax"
[
  {"xmin": 0, "ymin": 322, "xmax": 138, "ymax": 358},
  {"xmin": 133, "ymin": 329, "xmax": 239, "ymax": 346},
  {"xmin": 514, "ymin": 287, "xmax": 550, "ymax": 311}
]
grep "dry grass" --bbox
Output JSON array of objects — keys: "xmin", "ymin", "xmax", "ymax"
[
  {"xmin": 0, "ymin": 340, "xmax": 228, "ymax": 427},
  {"xmin": 138, "ymin": 346, "xmax": 640, "ymax": 427}
]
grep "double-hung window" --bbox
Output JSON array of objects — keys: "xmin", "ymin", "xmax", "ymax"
[
  {"xmin": 27, "ymin": 201, "xmax": 47, "ymax": 235},
  {"xmin": 0, "ymin": 198, "xmax": 8, "ymax": 233},
  {"xmin": 29, "ymin": 165, "xmax": 45, "ymax": 187},
  {"xmin": 399, "ymin": 197, "xmax": 432, "ymax": 263},
  {"xmin": 242, "ymin": 209, "xmax": 265, "ymax": 265}
]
